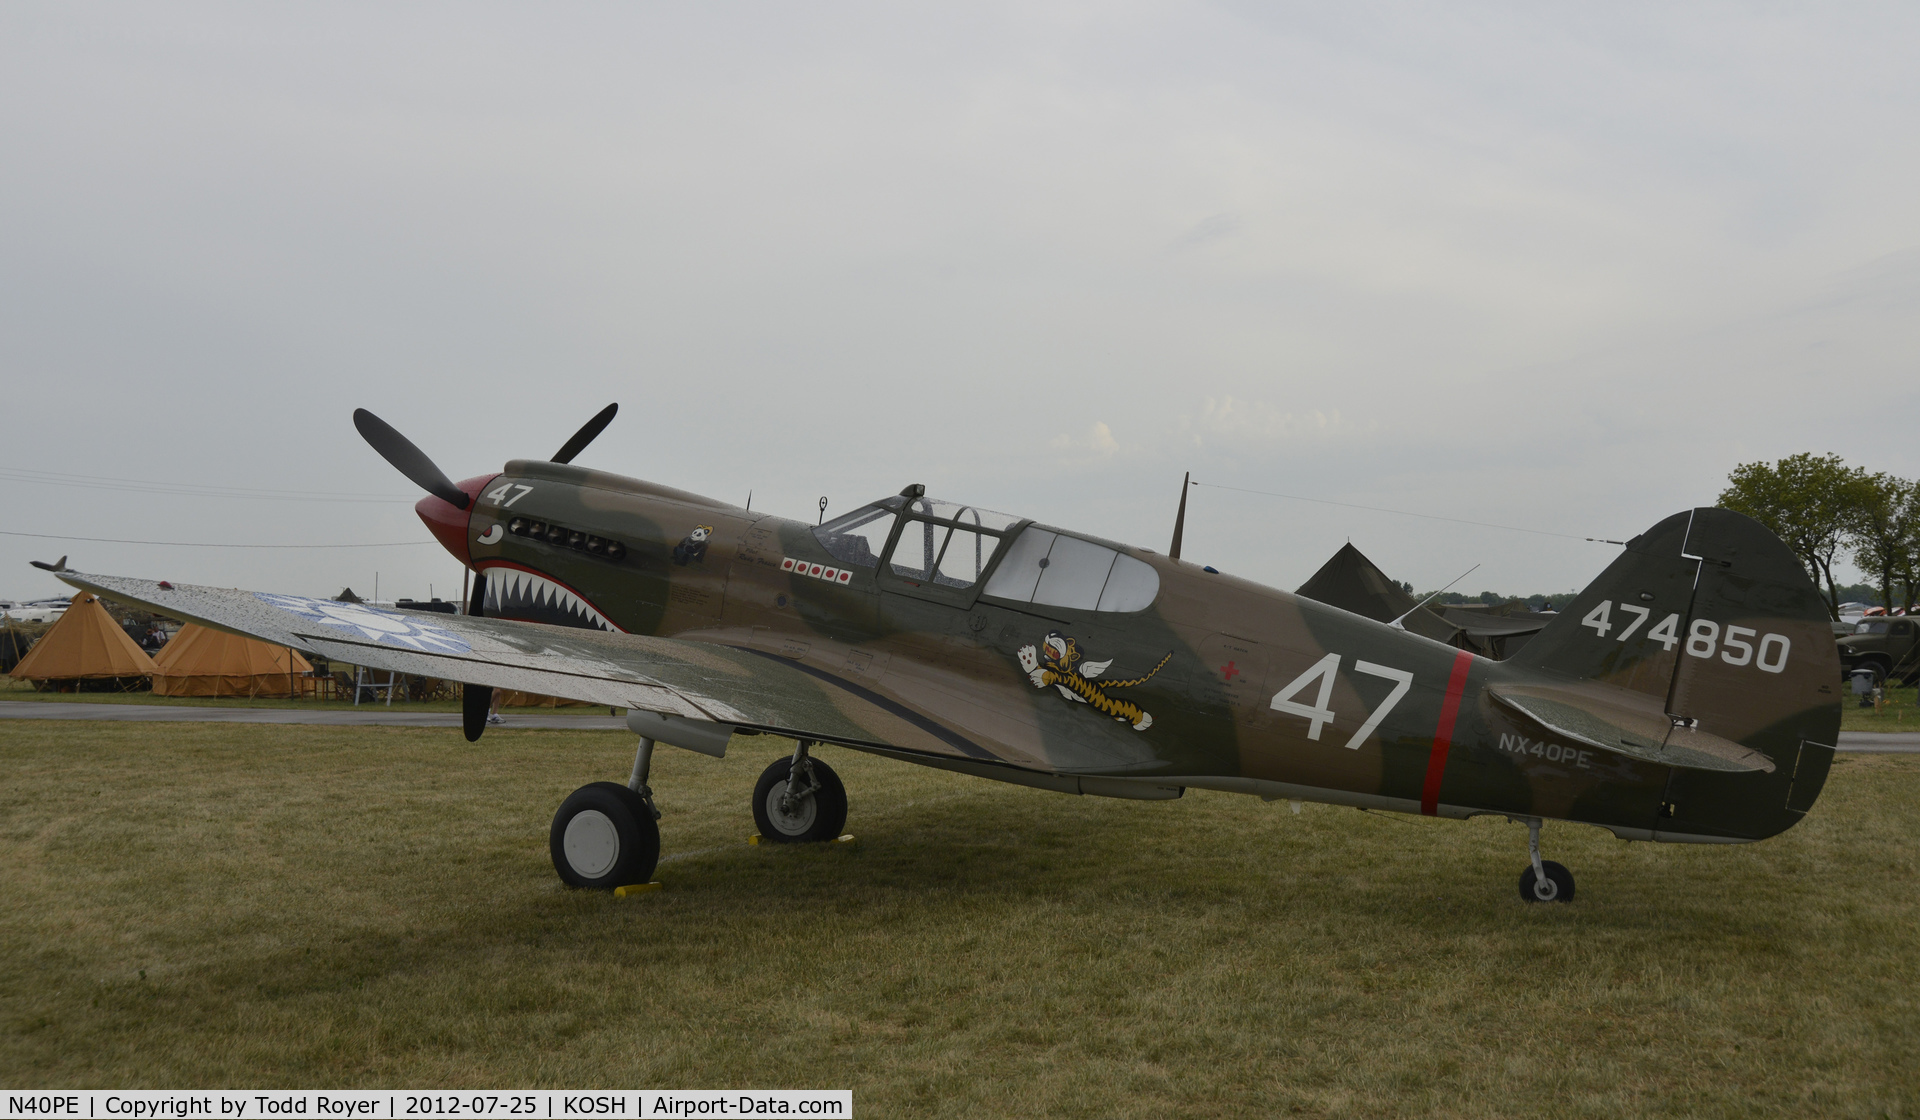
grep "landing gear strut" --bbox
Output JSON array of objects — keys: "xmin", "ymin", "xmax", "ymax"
[
  {"xmin": 549, "ymin": 732, "xmax": 663, "ymax": 889},
  {"xmin": 752, "ymin": 740, "xmax": 848, "ymax": 843},
  {"xmin": 1517, "ymin": 816, "xmax": 1575, "ymax": 903}
]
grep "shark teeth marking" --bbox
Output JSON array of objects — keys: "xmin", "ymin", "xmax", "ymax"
[{"xmin": 482, "ymin": 567, "xmax": 615, "ymax": 631}]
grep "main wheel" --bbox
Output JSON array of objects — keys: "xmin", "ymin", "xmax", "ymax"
[
  {"xmin": 550, "ymin": 782, "xmax": 660, "ymax": 889},
  {"xmin": 752, "ymin": 756, "xmax": 848, "ymax": 843},
  {"xmin": 1518, "ymin": 860, "xmax": 1575, "ymax": 903}
]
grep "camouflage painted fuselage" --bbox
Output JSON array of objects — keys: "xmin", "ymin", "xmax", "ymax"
[{"xmin": 427, "ymin": 460, "xmax": 1841, "ymax": 845}]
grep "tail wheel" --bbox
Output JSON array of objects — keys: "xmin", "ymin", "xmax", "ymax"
[
  {"xmin": 1518, "ymin": 860, "xmax": 1576, "ymax": 903},
  {"xmin": 752, "ymin": 756, "xmax": 848, "ymax": 843},
  {"xmin": 550, "ymin": 781, "xmax": 660, "ymax": 889}
]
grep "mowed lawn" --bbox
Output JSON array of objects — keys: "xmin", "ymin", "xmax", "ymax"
[{"xmin": 1, "ymin": 722, "xmax": 1914, "ymax": 1117}]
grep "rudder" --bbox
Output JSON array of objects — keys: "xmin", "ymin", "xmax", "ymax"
[{"xmin": 1510, "ymin": 507, "xmax": 1840, "ymax": 836}]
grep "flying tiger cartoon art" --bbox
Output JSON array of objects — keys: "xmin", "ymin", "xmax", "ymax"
[{"xmin": 1017, "ymin": 631, "xmax": 1172, "ymax": 731}]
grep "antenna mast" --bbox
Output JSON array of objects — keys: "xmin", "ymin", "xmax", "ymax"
[{"xmin": 1169, "ymin": 472, "xmax": 1191, "ymax": 560}]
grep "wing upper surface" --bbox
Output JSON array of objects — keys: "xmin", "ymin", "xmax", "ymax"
[{"xmin": 57, "ymin": 570, "xmax": 908, "ymax": 749}]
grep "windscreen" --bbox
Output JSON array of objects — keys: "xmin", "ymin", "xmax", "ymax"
[{"xmin": 813, "ymin": 504, "xmax": 897, "ymax": 570}]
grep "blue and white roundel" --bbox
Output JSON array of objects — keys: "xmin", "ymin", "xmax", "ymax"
[{"xmin": 254, "ymin": 593, "xmax": 472, "ymax": 654}]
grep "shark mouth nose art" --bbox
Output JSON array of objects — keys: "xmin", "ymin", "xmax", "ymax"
[{"xmin": 481, "ymin": 564, "xmax": 619, "ymax": 632}]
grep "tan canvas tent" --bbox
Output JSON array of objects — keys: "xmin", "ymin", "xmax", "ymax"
[
  {"xmin": 151, "ymin": 623, "xmax": 314, "ymax": 697},
  {"xmin": 7, "ymin": 592, "xmax": 155, "ymax": 687},
  {"xmin": 1295, "ymin": 543, "xmax": 1463, "ymax": 645},
  {"xmin": 494, "ymin": 689, "xmax": 589, "ymax": 708}
]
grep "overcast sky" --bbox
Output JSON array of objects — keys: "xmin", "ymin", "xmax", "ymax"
[{"xmin": 4, "ymin": 3, "xmax": 1918, "ymax": 606}]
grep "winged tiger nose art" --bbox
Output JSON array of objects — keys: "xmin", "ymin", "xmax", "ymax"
[
  {"xmin": 1016, "ymin": 631, "xmax": 1173, "ymax": 731},
  {"xmin": 782, "ymin": 557, "xmax": 853, "ymax": 584}
]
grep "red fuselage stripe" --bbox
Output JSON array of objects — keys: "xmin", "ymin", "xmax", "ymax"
[{"xmin": 1421, "ymin": 649, "xmax": 1476, "ymax": 816}]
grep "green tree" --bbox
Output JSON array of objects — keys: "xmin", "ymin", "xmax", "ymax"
[
  {"xmin": 1718, "ymin": 452, "xmax": 1878, "ymax": 619},
  {"xmin": 1850, "ymin": 474, "xmax": 1920, "ymax": 619}
]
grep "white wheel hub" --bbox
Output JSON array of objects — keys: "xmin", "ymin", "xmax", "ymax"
[
  {"xmin": 765, "ymin": 783, "xmax": 817, "ymax": 835},
  {"xmin": 563, "ymin": 809, "xmax": 620, "ymax": 878}
]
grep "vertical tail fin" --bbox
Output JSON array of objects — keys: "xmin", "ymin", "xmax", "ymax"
[{"xmin": 1508, "ymin": 508, "xmax": 1840, "ymax": 835}]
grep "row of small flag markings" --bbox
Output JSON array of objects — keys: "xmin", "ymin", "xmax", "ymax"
[{"xmin": 782, "ymin": 557, "xmax": 854, "ymax": 584}]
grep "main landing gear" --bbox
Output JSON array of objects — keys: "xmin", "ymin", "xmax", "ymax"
[
  {"xmin": 550, "ymin": 733, "xmax": 663, "ymax": 889},
  {"xmin": 549, "ymin": 733, "xmax": 853, "ymax": 889},
  {"xmin": 752, "ymin": 739, "xmax": 848, "ymax": 844},
  {"xmin": 1517, "ymin": 816, "xmax": 1575, "ymax": 903}
]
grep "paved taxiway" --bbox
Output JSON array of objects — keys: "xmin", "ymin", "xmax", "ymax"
[{"xmin": 1, "ymin": 701, "xmax": 1915, "ymax": 750}]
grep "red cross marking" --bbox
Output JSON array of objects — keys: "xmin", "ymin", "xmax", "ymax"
[{"xmin": 1221, "ymin": 661, "xmax": 1240, "ymax": 681}]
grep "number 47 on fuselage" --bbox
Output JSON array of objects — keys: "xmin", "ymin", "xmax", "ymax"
[{"xmin": 52, "ymin": 405, "xmax": 1840, "ymax": 904}]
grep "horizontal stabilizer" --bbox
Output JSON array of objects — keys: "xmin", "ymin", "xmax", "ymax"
[{"xmin": 1488, "ymin": 683, "xmax": 1775, "ymax": 774}]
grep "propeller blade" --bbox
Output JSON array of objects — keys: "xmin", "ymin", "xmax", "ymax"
[
  {"xmin": 352, "ymin": 408, "xmax": 470, "ymax": 509},
  {"xmin": 551, "ymin": 403, "xmax": 618, "ymax": 464}
]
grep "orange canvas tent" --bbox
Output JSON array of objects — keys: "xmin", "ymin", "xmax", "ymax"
[
  {"xmin": 7, "ymin": 592, "xmax": 155, "ymax": 688},
  {"xmin": 493, "ymin": 689, "xmax": 589, "ymax": 708},
  {"xmin": 151, "ymin": 623, "xmax": 314, "ymax": 697}
]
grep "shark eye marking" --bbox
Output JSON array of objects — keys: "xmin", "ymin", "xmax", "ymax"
[{"xmin": 507, "ymin": 518, "xmax": 627, "ymax": 561}]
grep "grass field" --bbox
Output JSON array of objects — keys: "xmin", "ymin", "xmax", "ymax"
[
  {"xmin": 1840, "ymin": 685, "xmax": 1920, "ymax": 732},
  {"xmin": 1, "ymin": 719, "xmax": 1915, "ymax": 1117}
]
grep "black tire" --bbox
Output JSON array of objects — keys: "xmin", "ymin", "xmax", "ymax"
[
  {"xmin": 1858, "ymin": 660, "xmax": 1890, "ymax": 688},
  {"xmin": 550, "ymin": 781, "xmax": 660, "ymax": 889},
  {"xmin": 1518, "ymin": 860, "xmax": 1575, "ymax": 903},
  {"xmin": 751, "ymin": 756, "xmax": 848, "ymax": 843}
]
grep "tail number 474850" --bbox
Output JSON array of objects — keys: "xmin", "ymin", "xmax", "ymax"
[{"xmin": 1581, "ymin": 601, "xmax": 1790, "ymax": 673}]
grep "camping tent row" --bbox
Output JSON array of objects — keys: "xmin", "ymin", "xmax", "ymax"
[
  {"xmin": 7, "ymin": 592, "xmax": 585, "ymax": 703},
  {"xmin": 8, "ymin": 593, "xmax": 313, "ymax": 696}
]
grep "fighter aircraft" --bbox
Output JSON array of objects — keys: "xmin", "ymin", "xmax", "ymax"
[{"xmin": 46, "ymin": 406, "xmax": 1841, "ymax": 902}]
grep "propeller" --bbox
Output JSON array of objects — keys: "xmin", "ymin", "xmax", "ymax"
[
  {"xmin": 352, "ymin": 409, "xmax": 471, "ymax": 510},
  {"xmin": 354, "ymin": 402, "xmax": 621, "ymax": 510},
  {"xmin": 551, "ymin": 402, "xmax": 618, "ymax": 464}
]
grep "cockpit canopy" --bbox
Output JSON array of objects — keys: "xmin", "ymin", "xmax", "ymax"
[{"xmin": 812, "ymin": 494, "xmax": 1160, "ymax": 612}]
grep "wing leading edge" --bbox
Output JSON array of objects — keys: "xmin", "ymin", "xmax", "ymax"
[{"xmin": 54, "ymin": 570, "xmax": 986, "ymax": 761}]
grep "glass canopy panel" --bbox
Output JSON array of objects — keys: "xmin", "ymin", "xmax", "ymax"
[
  {"xmin": 934, "ymin": 528, "xmax": 1001, "ymax": 588},
  {"xmin": 890, "ymin": 518, "xmax": 950, "ymax": 581},
  {"xmin": 1030, "ymin": 534, "xmax": 1118, "ymax": 611},
  {"xmin": 1096, "ymin": 554, "xmax": 1161, "ymax": 612},
  {"xmin": 905, "ymin": 497, "xmax": 1021, "ymax": 532},
  {"xmin": 981, "ymin": 529, "xmax": 1056, "ymax": 602},
  {"xmin": 813, "ymin": 505, "xmax": 898, "ymax": 570}
]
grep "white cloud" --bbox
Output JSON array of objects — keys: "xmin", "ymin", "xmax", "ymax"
[
  {"xmin": 1050, "ymin": 421, "xmax": 1121, "ymax": 462},
  {"xmin": 1181, "ymin": 397, "xmax": 1365, "ymax": 449}
]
